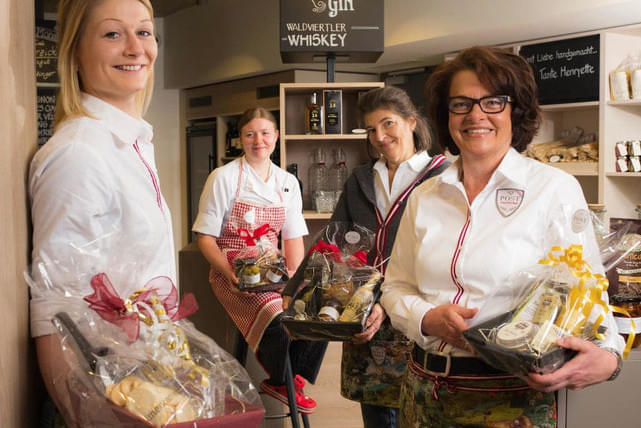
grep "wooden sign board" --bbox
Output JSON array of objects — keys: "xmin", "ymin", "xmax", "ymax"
[
  {"xmin": 280, "ymin": 0, "xmax": 384, "ymax": 63},
  {"xmin": 519, "ymin": 34, "xmax": 600, "ymax": 105}
]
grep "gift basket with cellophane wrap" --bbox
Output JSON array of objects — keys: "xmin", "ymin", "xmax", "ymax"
[
  {"xmin": 282, "ymin": 222, "xmax": 383, "ymax": 341},
  {"xmin": 463, "ymin": 206, "xmax": 637, "ymax": 376},
  {"xmin": 27, "ymin": 231, "xmax": 264, "ymax": 427},
  {"xmin": 229, "ymin": 215, "xmax": 289, "ymax": 292}
]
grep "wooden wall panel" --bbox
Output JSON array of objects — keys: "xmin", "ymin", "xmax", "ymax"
[{"xmin": 0, "ymin": 0, "xmax": 38, "ymax": 426}]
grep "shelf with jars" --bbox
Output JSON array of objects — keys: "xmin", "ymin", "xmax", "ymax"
[
  {"xmin": 520, "ymin": 24, "xmax": 641, "ymax": 219},
  {"xmin": 279, "ymin": 82, "xmax": 384, "ymax": 222}
]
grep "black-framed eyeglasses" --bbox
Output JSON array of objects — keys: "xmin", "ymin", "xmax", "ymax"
[{"xmin": 448, "ymin": 95, "xmax": 512, "ymax": 114}]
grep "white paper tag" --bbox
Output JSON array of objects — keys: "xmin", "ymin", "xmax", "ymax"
[
  {"xmin": 345, "ymin": 231, "xmax": 361, "ymax": 244},
  {"xmin": 571, "ymin": 209, "xmax": 590, "ymax": 233}
]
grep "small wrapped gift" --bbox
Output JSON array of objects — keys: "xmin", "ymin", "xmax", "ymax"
[{"xmin": 232, "ymin": 222, "xmax": 289, "ymax": 292}]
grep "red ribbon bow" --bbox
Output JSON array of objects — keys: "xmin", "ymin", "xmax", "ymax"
[
  {"xmin": 237, "ymin": 223, "xmax": 271, "ymax": 246},
  {"xmin": 308, "ymin": 240, "xmax": 342, "ymax": 262},
  {"xmin": 350, "ymin": 250, "xmax": 368, "ymax": 265},
  {"xmin": 84, "ymin": 273, "xmax": 199, "ymax": 343}
]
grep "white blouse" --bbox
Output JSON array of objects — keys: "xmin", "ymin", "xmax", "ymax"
[
  {"xmin": 192, "ymin": 157, "xmax": 308, "ymax": 240},
  {"xmin": 372, "ymin": 151, "xmax": 431, "ymax": 218},
  {"xmin": 381, "ymin": 148, "xmax": 624, "ymax": 356},
  {"xmin": 29, "ymin": 94, "xmax": 176, "ymax": 338}
]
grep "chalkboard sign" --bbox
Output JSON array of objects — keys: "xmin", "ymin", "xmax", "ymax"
[
  {"xmin": 280, "ymin": 0, "xmax": 384, "ymax": 63},
  {"xmin": 519, "ymin": 34, "xmax": 600, "ymax": 105},
  {"xmin": 35, "ymin": 20, "xmax": 58, "ymax": 84},
  {"xmin": 37, "ymin": 87, "xmax": 57, "ymax": 145}
]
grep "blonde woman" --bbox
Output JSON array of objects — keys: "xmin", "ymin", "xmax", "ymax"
[{"xmin": 29, "ymin": 1, "xmax": 172, "ymax": 426}]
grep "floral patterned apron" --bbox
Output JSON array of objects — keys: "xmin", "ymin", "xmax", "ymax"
[
  {"xmin": 211, "ymin": 159, "xmax": 286, "ymax": 352},
  {"xmin": 341, "ymin": 155, "xmax": 447, "ymax": 408}
]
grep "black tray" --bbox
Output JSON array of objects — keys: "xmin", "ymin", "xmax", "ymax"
[
  {"xmin": 282, "ymin": 286, "xmax": 381, "ymax": 341},
  {"xmin": 237, "ymin": 280, "xmax": 287, "ymax": 293},
  {"xmin": 463, "ymin": 311, "xmax": 576, "ymax": 375}
]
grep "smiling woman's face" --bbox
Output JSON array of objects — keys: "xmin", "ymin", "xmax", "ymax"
[
  {"xmin": 77, "ymin": 0, "xmax": 157, "ymax": 114},
  {"xmin": 448, "ymin": 69, "xmax": 513, "ymax": 162}
]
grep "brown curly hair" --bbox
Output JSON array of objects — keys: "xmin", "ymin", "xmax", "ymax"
[{"xmin": 425, "ymin": 46, "xmax": 541, "ymax": 155}]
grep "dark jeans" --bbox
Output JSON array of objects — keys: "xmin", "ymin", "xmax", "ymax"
[
  {"xmin": 257, "ymin": 313, "xmax": 327, "ymax": 385},
  {"xmin": 361, "ymin": 403, "xmax": 398, "ymax": 428}
]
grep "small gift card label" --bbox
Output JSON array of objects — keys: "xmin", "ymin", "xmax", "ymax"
[
  {"xmin": 496, "ymin": 188, "xmax": 524, "ymax": 217},
  {"xmin": 571, "ymin": 208, "xmax": 590, "ymax": 233}
]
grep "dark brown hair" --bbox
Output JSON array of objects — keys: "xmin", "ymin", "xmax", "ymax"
[
  {"xmin": 358, "ymin": 86, "xmax": 434, "ymax": 155},
  {"xmin": 238, "ymin": 107, "xmax": 278, "ymax": 134},
  {"xmin": 425, "ymin": 46, "xmax": 541, "ymax": 155}
]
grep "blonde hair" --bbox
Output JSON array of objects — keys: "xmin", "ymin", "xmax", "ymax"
[{"xmin": 54, "ymin": 0, "xmax": 155, "ymax": 129}]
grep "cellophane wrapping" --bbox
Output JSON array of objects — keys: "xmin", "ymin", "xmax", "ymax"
[
  {"xmin": 27, "ymin": 232, "xmax": 263, "ymax": 427},
  {"xmin": 464, "ymin": 206, "xmax": 634, "ymax": 375},
  {"xmin": 229, "ymin": 216, "xmax": 288, "ymax": 292},
  {"xmin": 282, "ymin": 222, "xmax": 383, "ymax": 341}
]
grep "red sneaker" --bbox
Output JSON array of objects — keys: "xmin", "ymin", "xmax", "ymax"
[
  {"xmin": 293, "ymin": 375, "xmax": 306, "ymax": 392},
  {"xmin": 259, "ymin": 380, "xmax": 316, "ymax": 414}
]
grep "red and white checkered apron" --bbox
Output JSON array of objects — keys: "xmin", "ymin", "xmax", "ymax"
[{"xmin": 211, "ymin": 159, "xmax": 286, "ymax": 352}]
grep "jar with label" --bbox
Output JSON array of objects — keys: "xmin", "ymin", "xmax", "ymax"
[
  {"xmin": 318, "ymin": 299, "xmax": 342, "ymax": 322},
  {"xmin": 496, "ymin": 320, "xmax": 538, "ymax": 351},
  {"xmin": 611, "ymin": 295, "xmax": 641, "ymax": 348},
  {"xmin": 636, "ymin": 204, "xmax": 641, "ymax": 220}
]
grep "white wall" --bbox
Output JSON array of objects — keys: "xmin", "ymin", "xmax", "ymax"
[
  {"xmin": 146, "ymin": 18, "xmax": 182, "ymax": 265},
  {"xmin": 164, "ymin": 0, "xmax": 641, "ymax": 89}
]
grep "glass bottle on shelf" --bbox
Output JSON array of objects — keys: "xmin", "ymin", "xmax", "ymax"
[
  {"xmin": 636, "ymin": 204, "xmax": 641, "ymax": 219},
  {"xmin": 305, "ymin": 92, "xmax": 323, "ymax": 135},
  {"xmin": 225, "ymin": 122, "xmax": 234, "ymax": 157},
  {"xmin": 309, "ymin": 147, "xmax": 329, "ymax": 212},
  {"xmin": 287, "ymin": 163, "xmax": 304, "ymax": 211},
  {"xmin": 328, "ymin": 147, "xmax": 348, "ymax": 208},
  {"xmin": 231, "ymin": 122, "xmax": 242, "ymax": 156}
]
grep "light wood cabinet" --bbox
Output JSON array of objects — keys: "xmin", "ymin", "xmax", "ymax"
[
  {"xmin": 525, "ymin": 25, "xmax": 641, "ymax": 218},
  {"xmin": 279, "ymin": 82, "xmax": 384, "ymax": 222}
]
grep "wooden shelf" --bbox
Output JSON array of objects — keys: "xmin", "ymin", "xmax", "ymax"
[
  {"xmin": 605, "ymin": 172, "xmax": 641, "ymax": 177},
  {"xmin": 540, "ymin": 101, "xmax": 599, "ymax": 111},
  {"xmin": 544, "ymin": 162, "xmax": 598, "ymax": 176},
  {"xmin": 607, "ymin": 99, "xmax": 641, "ymax": 106},
  {"xmin": 282, "ymin": 133, "xmax": 367, "ymax": 141},
  {"xmin": 303, "ymin": 210, "xmax": 332, "ymax": 220}
]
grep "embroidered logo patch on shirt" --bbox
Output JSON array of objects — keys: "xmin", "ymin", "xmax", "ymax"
[{"xmin": 496, "ymin": 188, "xmax": 524, "ymax": 217}]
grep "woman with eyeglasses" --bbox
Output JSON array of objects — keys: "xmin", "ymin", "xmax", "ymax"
[
  {"xmin": 283, "ymin": 86, "xmax": 449, "ymax": 428},
  {"xmin": 380, "ymin": 46, "xmax": 623, "ymax": 427}
]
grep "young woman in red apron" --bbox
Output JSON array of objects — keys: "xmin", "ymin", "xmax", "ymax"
[{"xmin": 193, "ymin": 108, "xmax": 326, "ymax": 413}]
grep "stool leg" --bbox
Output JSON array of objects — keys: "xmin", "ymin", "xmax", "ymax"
[
  {"xmin": 284, "ymin": 353, "xmax": 301, "ymax": 428},
  {"xmin": 301, "ymin": 412, "xmax": 310, "ymax": 428},
  {"xmin": 234, "ymin": 330, "xmax": 248, "ymax": 366}
]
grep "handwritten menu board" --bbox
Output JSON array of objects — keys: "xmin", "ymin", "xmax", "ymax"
[
  {"xmin": 519, "ymin": 34, "xmax": 600, "ymax": 105},
  {"xmin": 35, "ymin": 20, "xmax": 58, "ymax": 84},
  {"xmin": 37, "ymin": 87, "xmax": 57, "ymax": 145}
]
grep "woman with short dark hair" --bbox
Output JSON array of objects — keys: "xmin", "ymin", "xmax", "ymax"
[{"xmin": 381, "ymin": 46, "xmax": 623, "ymax": 427}]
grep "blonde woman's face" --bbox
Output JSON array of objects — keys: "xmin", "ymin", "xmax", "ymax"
[
  {"xmin": 77, "ymin": 0, "xmax": 156, "ymax": 114},
  {"xmin": 241, "ymin": 118, "xmax": 279, "ymax": 165}
]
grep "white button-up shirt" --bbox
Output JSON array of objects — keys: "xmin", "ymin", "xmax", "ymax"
[
  {"xmin": 192, "ymin": 157, "xmax": 308, "ymax": 240},
  {"xmin": 381, "ymin": 148, "xmax": 624, "ymax": 355},
  {"xmin": 29, "ymin": 94, "xmax": 176, "ymax": 338},
  {"xmin": 373, "ymin": 151, "xmax": 431, "ymax": 218}
]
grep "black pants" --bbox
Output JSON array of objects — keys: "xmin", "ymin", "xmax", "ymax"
[{"xmin": 257, "ymin": 313, "xmax": 327, "ymax": 385}]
